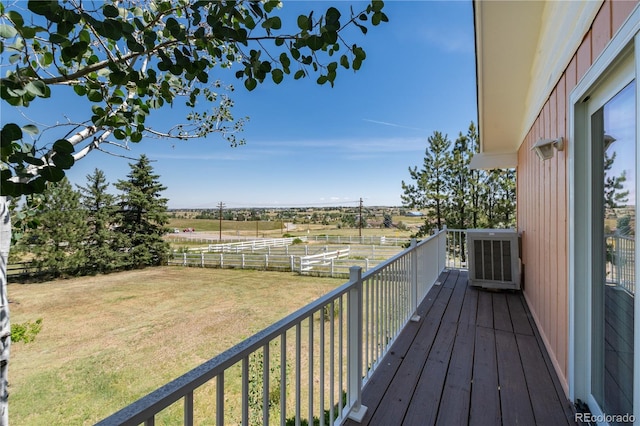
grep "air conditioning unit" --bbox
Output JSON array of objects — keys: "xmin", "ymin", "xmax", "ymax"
[{"xmin": 467, "ymin": 229, "xmax": 521, "ymax": 290}]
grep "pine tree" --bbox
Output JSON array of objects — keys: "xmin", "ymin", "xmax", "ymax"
[
  {"xmin": 401, "ymin": 131, "xmax": 452, "ymax": 235},
  {"xmin": 448, "ymin": 129, "xmax": 473, "ymax": 230},
  {"xmin": 28, "ymin": 178, "xmax": 88, "ymax": 277},
  {"xmin": 114, "ymin": 155, "xmax": 169, "ymax": 268},
  {"xmin": 76, "ymin": 168, "xmax": 120, "ymax": 273}
]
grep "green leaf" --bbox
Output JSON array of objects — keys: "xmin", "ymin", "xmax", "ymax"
[
  {"xmin": 22, "ymin": 124, "xmax": 39, "ymax": 135},
  {"xmin": 52, "ymin": 152, "xmax": 74, "ymax": 169},
  {"xmin": 0, "ymin": 24, "xmax": 18, "ymax": 38},
  {"xmin": 8, "ymin": 11, "xmax": 24, "ymax": 28},
  {"xmin": 1, "ymin": 123, "xmax": 22, "ymax": 145},
  {"xmin": 262, "ymin": 16, "xmax": 281, "ymax": 30},
  {"xmin": 297, "ymin": 15, "xmax": 309, "ymax": 31},
  {"xmin": 52, "ymin": 139, "xmax": 74, "ymax": 154},
  {"xmin": 25, "ymin": 80, "xmax": 47, "ymax": 97},
  {"xmin": 294, "ymin": 70, "xmax": 305, "ymax": 80},
  {"xmin": 244, "ymin": 78, "xmax": 257, "ymax": 91},
  {"xmin": 340, "ymin": 54, "xmax": 350, "ymax": 69},
  {"xmin": 103, "ymin": 4, "xmax": 119, "ymax": 18},
  {"xmin": 272, "ymin": 69, "xmax": 283, "ymax": 84},
  {"xmin": 130, "ymin": 132, "xmax": 143, "ymax": 142},
  {"xmin": 40, "ymin": 166, "xmax": 65, "ymax": 182},
  {"xmin": 113, "ymin": 129, "xmax": 127, "ymax": 140},
  {"xmin": 306, "ymin": 35, "xmax": 324, "ymax": 51},
  {"xmin": 73, "ymin": 85, "xmax": 87, "ymax": 96},
  {"xmin": 24, "ymin": 156, "xmax": 44, "ymax": 166},
  {"xmin": 87, "ymin": 89, "xmax": 103, "ymax": 102}
]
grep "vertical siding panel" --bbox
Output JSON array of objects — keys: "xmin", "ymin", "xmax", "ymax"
[
  {"xmin": 549, "ymin": 91, "xmax": 560, "ymax": 362},
  {"xmin": 576, "ymin": 31, "xmax": 592, "ymax": 83},
  {"xmin": 535, "ymin": 120, "xmax": 542, "ymax": 319},
  {"xmin": 565, "ymin": 56, "xmax": 578, "ymax": 95},
  {"xmin": 592, "ymin": 0, "xmax": 612, "ymax": 61},
  {"xmin": 611, "ymin": 0, "xmax": 639, "ymax": 33},
  {"xmin": 556, "ymin": 74, "xmax": 568, "ymax": 384},
  {"xmin": 544, "ymin": 109, "xmax": 552, "ymax": 337}
]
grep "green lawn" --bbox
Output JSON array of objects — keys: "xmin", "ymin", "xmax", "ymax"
[{"xmin": 9, "ymin": 267, "xmax": 343, "ymax": 425}]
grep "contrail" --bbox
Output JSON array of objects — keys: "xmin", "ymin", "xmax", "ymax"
[{"xmin": 362, "ymin": 119, "xmax": 426, "ymax": 132}]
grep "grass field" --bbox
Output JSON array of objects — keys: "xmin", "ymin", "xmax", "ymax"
[{"xmin": 9, "ymin": 267, "xmax": 343, "ymax": 425}]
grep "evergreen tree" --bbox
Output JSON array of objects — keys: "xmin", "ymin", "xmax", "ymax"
[
  {"xmin": 447, "ymin": 129, "xmax": 472, "ymax": 230},
  {"xmin": 465, "ymin": 122, "xmax": 486, "ymax": 228},
  {"xmin": 114, "ymin": 155, "xmax": 170, "ymax": 268},
  {"xmin": 28, "ymin": 179, "xmax": 88, "ymax": 277},
  {"xmin": 76, "ymin": 169, "xmax": 120, "ymax": 273},
  {"xmin": 401, "ymin": 131, "xmax": 452, "ymax": 235}
]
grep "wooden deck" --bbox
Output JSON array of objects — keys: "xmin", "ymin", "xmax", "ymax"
[{"xmin": 344, "ymin": 268, "xmax": 576, "ymax": 426}]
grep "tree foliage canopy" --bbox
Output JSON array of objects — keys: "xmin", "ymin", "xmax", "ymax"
[
  {"xmin": 401, "ymin": 122, "xmax": 516, "ymax": 238},
  {"xmin": 0, "ymin": 0, "xmax": 387, "ymax": 197}
]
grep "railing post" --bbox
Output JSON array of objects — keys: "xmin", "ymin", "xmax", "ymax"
[
  {"xmin": 410, "ymin": 239, "xmax": 420, "ymax": 322},
  {"xmin": 347, "ymin": 266, "xmax": 367, "ymax": 422}
]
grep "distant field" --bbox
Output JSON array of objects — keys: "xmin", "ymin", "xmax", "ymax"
[
  {"xmin": 9, "ymin": 267, "xmax": 343, "ymax": 425},
  {"xmin": 166, "ymin": 215, "xmax": 424, "ymax": 241}
]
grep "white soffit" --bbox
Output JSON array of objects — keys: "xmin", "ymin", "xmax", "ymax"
[{"xmin": 475, "ymin": 0, "xmax": 602, "ymax": 155}]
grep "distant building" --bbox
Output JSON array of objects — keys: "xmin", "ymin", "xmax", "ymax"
[{"xmin": 405, "ymin": 211, "xmax": 424, "ymax": 217}]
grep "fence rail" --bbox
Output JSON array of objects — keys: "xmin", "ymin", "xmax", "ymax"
[{"xmin": 97, "ymin": 229, "xmax": 448, "ymax": 426}]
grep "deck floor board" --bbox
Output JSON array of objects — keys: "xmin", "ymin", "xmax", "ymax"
[{"xmin": 344, "ymin": 269, "xmax": 576, "ymax": 426}]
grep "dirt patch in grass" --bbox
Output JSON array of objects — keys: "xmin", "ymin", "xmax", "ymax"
[{"xmin": 9, "ymin": 267, "xmax": 343, "ymax": 425}]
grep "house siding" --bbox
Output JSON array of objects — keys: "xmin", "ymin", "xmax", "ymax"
[{"xmin": 516, "ymin": 0, "xmax": 638, "ymax": 397}]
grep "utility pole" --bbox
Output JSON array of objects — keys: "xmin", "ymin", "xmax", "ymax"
[
  {"xmin": 218, "ymin": 202, "xmax": 225, "ymax": 241},
  {"xmin": 359, "ymin": 197, "xmax": 363, "ymax": 238}
]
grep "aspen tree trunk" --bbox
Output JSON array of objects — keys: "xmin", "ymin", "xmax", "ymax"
[{"xmin": 0, "ymin": 196, "xmax": 10, "ymax": 426}]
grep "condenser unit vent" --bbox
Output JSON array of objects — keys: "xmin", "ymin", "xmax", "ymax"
[{"xmin": 467, "ymin": 229, "xmax": 521, "ymax": 290}]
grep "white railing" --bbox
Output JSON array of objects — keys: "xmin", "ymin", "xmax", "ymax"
[
  {"xmin": 445, "ymin": 228, "xmax": 467, "ymax": 269},
  {"xmin": 97, "ymin": 228, "xmax": 448, "ymax": 426},
  {"xmin": 606, "ymin": 234, "xmax": 636, "ymax": 295}
]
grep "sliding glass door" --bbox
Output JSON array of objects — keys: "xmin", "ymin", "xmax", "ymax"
[{"xmin": 590, "ymin": 78, "xmax": 636, "ymax": 423}]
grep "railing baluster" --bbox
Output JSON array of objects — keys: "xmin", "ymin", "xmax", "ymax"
[
  {"xmin": 281, "ymin": 333, "xmax": 287, "ymax": 426},
  {"xmin": 242, "ymin": 357, "xmax": 249, "ymax": 426},
  {"xmin": 296, "ymin": 323, "xmax": 301, "ymax": 426},
  {"xmin": 263, "ymin": 344, "xmax": 270, "ymax": 426},
  {"xmin": 338, "ymin": 295, "xmax": 344, "ymax": 418},
  {"xmin": 329, "ymin": 301, "xmax": 335, "ymax": 426},
  {"xmin": 309, "ymin": 313, "xmax": 314, "ymax": 426},
  {"xmin": 216, "ymin": 373, "xmax": 224, "ymax": 426},
  {"xmin": 320, "ymin": 307, "xmax": 325, "ymax": 426},
  {"xmin": 184, "ymin": 392, "xmax": 194, "ymax": 426}
]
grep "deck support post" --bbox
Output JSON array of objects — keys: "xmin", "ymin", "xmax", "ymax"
[{"xmin": 347, "ymin": 266, "xmax": 368, "ymax": 422}]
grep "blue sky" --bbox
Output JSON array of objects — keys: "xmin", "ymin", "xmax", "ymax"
[{"xmin": 3, "ymin": 1, "xmax": 477, "ymax": 209}]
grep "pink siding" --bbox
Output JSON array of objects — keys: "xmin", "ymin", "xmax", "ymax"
[{"xmin": 516, "ymin": 0, "xmax": 638, "ymax": 396}]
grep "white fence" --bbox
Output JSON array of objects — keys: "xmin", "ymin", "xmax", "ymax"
[
  {"xmin": 97, "ymin": 229, "xmax": 448, "ymax": 426},
  {"xmin": 168, "ymin": 243, "xmax": 403, "ymax": 277},
  {"xmin": 207, "ymin": 237, "xmax": 308, "ymax": 253},
  {"xmin": 306, "ymin": 235, "xmax": 409, "ymax": 246},
  {"xmin": 300, "ymin": 248, "xmax": 351, "ymax": 272}
]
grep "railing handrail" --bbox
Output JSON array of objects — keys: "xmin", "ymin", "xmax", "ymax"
[{"xmin": 97, "ymin": 228, "xmax": 448, "ymax": 425}]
